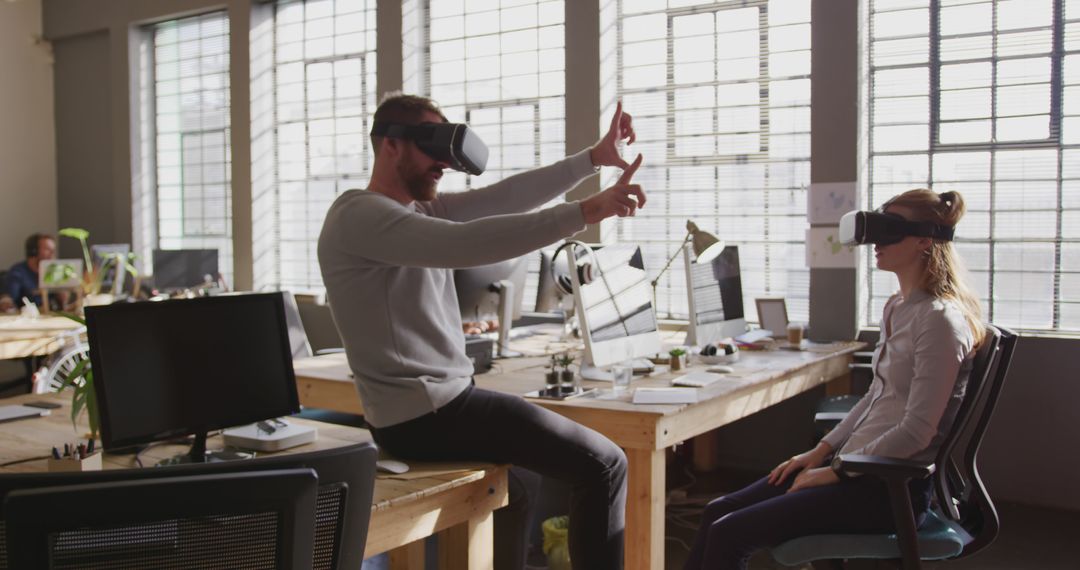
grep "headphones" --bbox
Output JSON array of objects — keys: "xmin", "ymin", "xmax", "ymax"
[
  {"xmin": 550, "ymin": 240, "xmax": 602, "ymax": 296},
  {"xmin": 25, "ymin": 233, "xmax": 46, "ymax": 258}
]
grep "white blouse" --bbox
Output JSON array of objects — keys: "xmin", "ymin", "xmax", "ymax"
[{"xmin": 822, "ymin": 289, "xmax": 976, "ymax": 463}]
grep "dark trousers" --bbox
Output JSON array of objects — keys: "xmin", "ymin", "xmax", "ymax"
[
  {"xmin": 369, "ymin": 385, "xmax": 628, "ymax": 570},
  {"xmin": 683, "ymin": 473, "xmax": 931, "ymax": 570}
]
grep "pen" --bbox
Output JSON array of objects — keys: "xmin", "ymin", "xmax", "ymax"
[
  {"xmin": 51, "ymin": 447, "xmax": 61, "ymax": 460},
  {"xmin": 77, "ymin": 443, "xmax": 86, "ymax": 458},
  {"xmin": 87, "ymin": 438, "xmax": 95, "ymax": 453},
  {"xmin": 63, "ymin": 443, "xmax": 70, "ymax": 457}
]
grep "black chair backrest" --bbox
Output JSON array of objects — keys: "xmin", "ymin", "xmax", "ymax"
[
  {"xmin": 4, "ymin": 468, "xmax": 318, "ymax": 569},
  {"xmin": 0, "ymin": 442, "xmax": 378, "ymax": 570},
  {"xmin": 931, "ymin": 324, "xmax": 1018, "ymax": 557}
]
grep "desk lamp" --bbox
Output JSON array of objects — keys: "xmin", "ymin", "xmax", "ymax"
[{"xmin": 650, "ymin": 220, "xmax": 725, "ymax": 309}]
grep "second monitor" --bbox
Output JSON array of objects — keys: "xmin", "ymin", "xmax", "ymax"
[
  {"xmin": 568, "ymin": 243, "xmax": 661, "ymax": 373},
  {"xmin": 683, "ymin": 245, "xmax": 746, "ymax": 346}
]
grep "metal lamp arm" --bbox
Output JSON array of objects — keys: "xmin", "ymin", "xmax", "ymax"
[{"xmin": 650, "ymin": 232, "xmax": 692, "ymax": 290}]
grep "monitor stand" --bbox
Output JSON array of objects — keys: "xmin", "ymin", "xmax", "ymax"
[
  {"xmin": 156, "ymin": 431, "xmax": 252, "ymax": 466},
  {"xmin": 493, "ymin": 279, "xmax": 522, "ymax": 359}
]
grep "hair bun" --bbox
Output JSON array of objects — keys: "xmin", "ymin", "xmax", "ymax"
[{"xmin": 937, "ymin": 190, "xmax": 965, "ymax": 224}]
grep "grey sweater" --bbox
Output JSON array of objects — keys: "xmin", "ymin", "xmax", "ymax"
[{"xmin": 318, "ymin": 149, "xmax": 595, "ymax": 427}]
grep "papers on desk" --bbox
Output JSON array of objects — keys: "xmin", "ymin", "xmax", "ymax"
[{"xmin": 632, "ymin": 387, "xmax": 698, "ymax": 405}]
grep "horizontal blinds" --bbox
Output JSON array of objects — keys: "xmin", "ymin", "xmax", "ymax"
[
  {"xmin": 601, "ymin": 0, "xmax": 811, "ymax": 322},
  {"xmin": 253, "ymin": 0, "xmax": 377, "ymax": 292},
  {"xmin": 153, "ymin": 12, "xmax": 233, "ymax": 286},
  {"xmin": 867, "ymin": 0, "xmax": 1080, "ymax": 332},
  {"xmin": 422, "ymin": 0, "xmax": 567, "ymax": 311}
]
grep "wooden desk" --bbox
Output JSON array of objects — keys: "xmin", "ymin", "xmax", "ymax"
[
  {"xmin": 0, "ymin": 315, "xmax": 82, "ymax": 360},
  {"xmin": 0, "ymin": 392, "xmax": 508, "ymax": 570},
  {"xmin": 295, "ymin": 335, "xmax": 861, "ymax": 570}
]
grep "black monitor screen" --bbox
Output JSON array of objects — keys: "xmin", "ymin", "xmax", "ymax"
[
  {"xmin": 152, "ymin": 249, "xmax": 218, "ymax": 290},
  {"xmin": 689, "ymin": 246, "xmax": 744, "ymax": 325},
  {"xmin": 86, "ymin": 294, "xmax": 299, "ymax": 450}
]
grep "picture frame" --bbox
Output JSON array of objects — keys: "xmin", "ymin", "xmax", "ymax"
[{"xmin": 755, "ymin": 297, "xmax": 788, "ymax": 337}]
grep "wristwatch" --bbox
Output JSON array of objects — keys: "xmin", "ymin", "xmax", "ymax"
[{"xmin": 830, "ymin": 455, "xmax": 850, "ymax": 480}]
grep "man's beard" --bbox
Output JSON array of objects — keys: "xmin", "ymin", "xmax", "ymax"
[{"xmin": 397, "ymin": 154, "xmax": 440, "ymax": 202}]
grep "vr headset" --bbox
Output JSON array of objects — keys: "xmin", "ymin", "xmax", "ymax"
[
  {"xmin": 838, "ymin": 210, "xmax": 955, "ymax": 246},
  {"xmin": 371, "ymin": 121, "xmax": 489, "ymax": 175}
]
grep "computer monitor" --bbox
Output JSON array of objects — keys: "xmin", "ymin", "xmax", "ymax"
[
  {"xmin": 534, "ymin": 249, "xmax": 562, "ymax": 314},
  {"xmin": 90, "ymin": 243, "xmax": 130, "ymax": 293},
  {"xmin": 568, "ymin": 243, "xmax": 661, "ymax": 370},
  {"xmin": 683, "ymin": 245, "xmax": 747, "ymax": 346},
  {"xmin": 86, "ymin": 293, "xmax": 299, "ymax": 464},
  {"xmin": 152, "ymin": 249, "xmax": 219, "ymax": 291},
  {"xmin": 455, "ymin": 257, "xmax": 527, "ymax": 357}
]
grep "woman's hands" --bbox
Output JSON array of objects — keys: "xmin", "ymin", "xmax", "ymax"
[
  {"xmin": 787, "ymin": 467, "xmax": 840, "ymax": 493},
  {"xmin": 768, "ymin": 441, "xmax": 832, "ymax": 486}
]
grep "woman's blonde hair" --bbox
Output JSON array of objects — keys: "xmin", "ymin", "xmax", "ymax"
[{"xmin": 883, "ymin": 188, "xmax": 986, "ymax": 348}]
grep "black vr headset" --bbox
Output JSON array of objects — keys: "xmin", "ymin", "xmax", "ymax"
[
  {"xmin": 838, "ymin": 210, "xmax": 955, "ymax": 246},
  {"xmin": 371, "ymin": 121, "xmax": 489, "ymax": 176}
]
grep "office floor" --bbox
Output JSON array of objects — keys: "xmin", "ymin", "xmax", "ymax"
[{"xmin": 661, "ymin": 457, "xmax": 1080, "ymax": 570}]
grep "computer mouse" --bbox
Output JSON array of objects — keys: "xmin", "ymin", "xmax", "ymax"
[
  {"xmin": 376, "ymin": 459, "xmax": 410, "ymax": 474},
  {"xmin": 707, "ymin": 365, "xmax": 734, "ymax": 374}
]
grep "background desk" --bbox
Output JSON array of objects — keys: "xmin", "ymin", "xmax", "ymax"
[
  {"xmin": 0, "ymin": 392, "xmax": 508, "ymax": 570},
  {"xmin": 294, "ymin": 336, "xmax": 862, "ymax": 570},
  {"xmin": 0, "ymin": 315, "xmax": 82, "ymax": 360}
]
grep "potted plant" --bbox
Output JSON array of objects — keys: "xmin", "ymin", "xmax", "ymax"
[
  {"xmin": 54, "ymin": 312, "xmax": 99, "ymax": 440},
  {"xmin": 545, "ymin": 355, "xmax": 560, "ymax": 392},
  {"xmin": 58, "ymin": 227, "xmax": 140, "ymax": 307},
  {"xmin": 556, "ymin": 353, "xmax": 576, "ymax": 392},
  {"xmin": 669, "ymin": 347, "xmax": 687, "ymax": 371}
]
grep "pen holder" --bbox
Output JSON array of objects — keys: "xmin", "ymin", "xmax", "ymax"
[{"xmin": 48, "ymin": 452, "xmax": 102, "ymax": 472}]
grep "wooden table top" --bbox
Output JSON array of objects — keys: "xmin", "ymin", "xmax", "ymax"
[{"xmin": 0, "ymin": 392, "xmax": 501, "ymax": 515}]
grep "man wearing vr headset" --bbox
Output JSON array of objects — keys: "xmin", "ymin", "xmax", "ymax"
[
  {"xmin": 683, "ymin": 189, "xmax": 987, "ymax": 570},
  {"xmin": 319, "ymin": 93, "xmax": 646, "ymax": 570}
]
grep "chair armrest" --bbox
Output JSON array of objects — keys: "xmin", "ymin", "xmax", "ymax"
[
  {"xmin": 853, "ymin": 351, "xmax": 874, "ymax": 360},
  {"xmin": 814, "ymin": 412, "xmax": 848, "ymax": 423},
  {"xmin": 848, "ymin": 363, "xmax": 872, "ymax": 371},
  {"xmin": 314, "ymin": 348, "xmax": 346, "ymax": 356},
  {"xmin": 838, "ymin": 454, "xmax": 935, "ymax": 481}
]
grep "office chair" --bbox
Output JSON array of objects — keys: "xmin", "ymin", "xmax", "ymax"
[
  {"xmin": 0, "ymin": 442, "xmax": 379, "ymax": 570},
  {"xmin": 771, "ymin": 324, "xmax": 1018, "ymax": 570},
  {"xmin": 5, "ymin": 468, "xmax": 318, "ymax": 569}
]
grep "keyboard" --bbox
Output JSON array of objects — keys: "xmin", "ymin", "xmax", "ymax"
[{"xmin": 671, "ymin": 371, "xmax": 724, "ymax": 388}]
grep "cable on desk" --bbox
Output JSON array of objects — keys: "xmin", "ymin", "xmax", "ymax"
[{"xmin": 0, "ymin": 455, "xmax": 51, "ymax": 468}]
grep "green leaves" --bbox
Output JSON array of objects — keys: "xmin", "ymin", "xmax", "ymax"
[{"xmin": 58, "ymin": 227, "xmax": 89, "ymax": 241}]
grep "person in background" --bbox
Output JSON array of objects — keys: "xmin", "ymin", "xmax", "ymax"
[
  {"xmin": 0, "ymin": 233, "xmax": 57, "ymax": 313},
  {"xmin": 683, "ymin": 189, "xmax": 985, "ymax": 570}
]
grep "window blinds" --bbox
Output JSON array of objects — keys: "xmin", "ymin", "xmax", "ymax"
[
  {"xmin": 152, "ymin": 12, "xmax": 233, "ymax": 286},
  {"xmin": 600, "ymin": 0, "xmax": 812, "ymax": 322},
  {"xmin": 252, "ymin": 0, "xmax": 378, "ymax": 292},
  {"xmin": 867, "ymin": 0, "xmax": 1080, "ymax": 332},
  {"xmin": 410, "ymin": 0, "xmax": 567, "ymax": 310}
]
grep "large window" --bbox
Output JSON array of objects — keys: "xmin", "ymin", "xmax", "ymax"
[
  {"xmin": 150, "ymin": 12, "xmax": 233, "ymax": 285},
  {"xmin": 406, "ymin": 0, "xmax": 566, "ymax": 309},
  {"xmin": 601, "ymin": 0, "xmax": 812, "ymax": 321},
  {"xmin": 252, "ymin": 0, "xmax": 378, "ymax": 291},
  {"xmin": 866, "ymin": 0, "xmax": 1080, "ymax": 332}
]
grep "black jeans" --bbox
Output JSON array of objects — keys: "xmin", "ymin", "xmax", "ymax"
[
  {"xmin": 369, "ymin": 385, "xmax": 628, "ymax": 570},
  {"xmin": 683, "ymin": 472, "xmax": 932, "ymax": 570}
]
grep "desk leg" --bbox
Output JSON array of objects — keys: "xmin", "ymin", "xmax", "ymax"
[
  {"xmin": 388, "ymin": 540, "xmax": 425, "ymax": 570},
  {"xmin": 438, "ymin": 510, "xmax": 495, "ymax": 570},
  {"xmin": 625, "ymin": 447, "xmax": 665, "ymax": 570}
]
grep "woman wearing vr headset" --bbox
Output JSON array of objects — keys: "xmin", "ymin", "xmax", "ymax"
[{"xmin": 683, "ymin": 189, "xmax": 985, "ymax": 570}]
